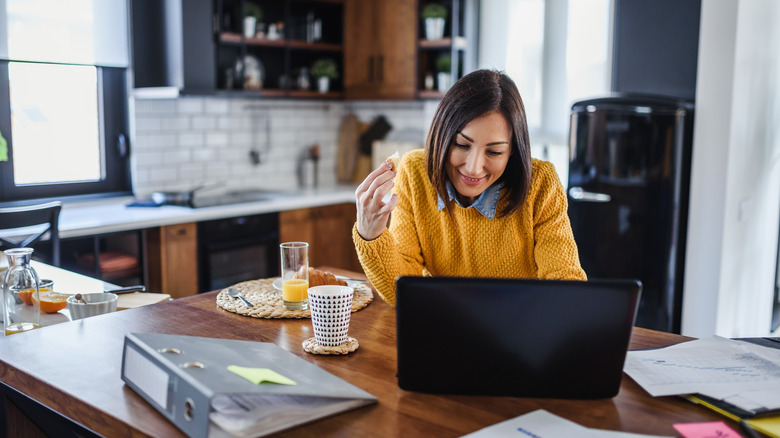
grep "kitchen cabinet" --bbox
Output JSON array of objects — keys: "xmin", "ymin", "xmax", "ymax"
[
  {"xmin": 279, "ymin": 203, "xmax": 361, "ymax": 272},
  {"xmin": 343, "ymin": 0, "xmax": 417, "ymax": 100},
  {"xmin": 132, "ymin": 0, "xmax": 217, "ymax": 94},
  {"xmin": 60, "ymin": 231, "xmax": 144, "ymax": 287},
  {"xmin": 214, "ymin": 0, "xmax": 344, "ymax": 98},
  {"xmin": 145, "ymin": 223, "xmax": 199, "ymax": 298},
  {"xmin": 417, "ymin": 0, "xmax": 478, "ymax": 99}
]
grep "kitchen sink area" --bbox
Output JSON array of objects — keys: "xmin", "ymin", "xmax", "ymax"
[{"xmin": 190, "ymin": 189, "xmax": 298, "ymax": 208}]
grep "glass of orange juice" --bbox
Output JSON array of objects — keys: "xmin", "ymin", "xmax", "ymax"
[{"xmin": 280, "ymin": 242, "xmax": 309, "ymax": 310}]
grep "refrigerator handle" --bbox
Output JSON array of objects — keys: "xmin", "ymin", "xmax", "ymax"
[{"xmin": 568, "ymin": 187, "xmax": 612, "ymax": 203}]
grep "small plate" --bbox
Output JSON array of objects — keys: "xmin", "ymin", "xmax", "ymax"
[{"xmin": 272, "ymin": 276, "xmax": 365, "ymax": 291}]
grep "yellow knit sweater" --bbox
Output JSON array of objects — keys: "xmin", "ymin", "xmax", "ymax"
[{"xmin": 353, "ymin": 149, "xmax": 587, "ymax": 306}]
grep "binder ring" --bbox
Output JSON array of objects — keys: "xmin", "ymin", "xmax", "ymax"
[
  {"xmin": 184, "ymin": 398, "xmax": 195, "ymax": 421},
  {"xmin": 179, "ymin": 362, "xmax": 206, "ymax": 369},
  {"xmin": 158, "ymin": 348, "xmax": 182, "ymax": 354}
]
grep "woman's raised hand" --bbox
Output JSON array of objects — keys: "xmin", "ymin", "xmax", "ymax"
[{"xmin": 355, "ymin": 160, "xmax": 398, "ymax": 240}]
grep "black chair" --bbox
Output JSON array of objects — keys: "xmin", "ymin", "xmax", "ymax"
[{"xmin": 0, "ymin": 201, "xmax": 62, "ymax": 266}]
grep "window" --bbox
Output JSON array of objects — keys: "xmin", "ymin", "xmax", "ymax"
[
  {"xmin": 0, "ymin": 0, "xmax": 131, "ymax": 204},
  {"xmin": 0, "ymin": 62, "xmax": 131, "ymax": 203},
  {"xmin": 478, "ymin": 0, "xmax": 611, "ymax": 143}
]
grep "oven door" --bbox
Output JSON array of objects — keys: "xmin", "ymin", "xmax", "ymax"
[{"xmin": 197, "ymin": 214, "xmax": 279, "ymax": 293}]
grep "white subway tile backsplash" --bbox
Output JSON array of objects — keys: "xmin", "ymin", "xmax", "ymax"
[
  {"xmin": 134, "ymin": 133, "xmax": 177, "ymax": 149},
  {"xmin": 178, "ymin": 133, "xmax": 205, "ymax": 148},
  {"xmin": 160, "ymin": 116, "xmax": 191, "ymax": 131},
  {"xmin": 191, "ymin": 148, "xmax": 215, "ymax": 163},
  {"xmin": 178, "ymin": 98, "xmax": 204, "ymax": 114},
  {"xmin": 163, "ymin": 150, "xmax": 191, "ymax": 164},
  {"xmin": 132, "ymin": 97, "xmax": 430, "ymax": 195},
  {"xmin": 191, "ymin": 116, "xmax": 218, "ymax": 130},
  {"xmin": 135, "ymin": 98, "xmax": 177, "ymax": 114},
  {"xmin": 205, "ymin": 132, "xmax": 230, "ymax": 147},
  {"xmin": 204, "ymin": 99, "xmax": 230, "ymax": 114}
]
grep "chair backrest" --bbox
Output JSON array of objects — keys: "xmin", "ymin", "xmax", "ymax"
[{"xmin": 0, "ymin": 201, "xmax": 62, "ymax": 266}]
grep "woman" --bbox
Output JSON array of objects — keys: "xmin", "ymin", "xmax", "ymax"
[{"xmin": 353, "ymin": 69, "xmax": 586, "ymax": 305}]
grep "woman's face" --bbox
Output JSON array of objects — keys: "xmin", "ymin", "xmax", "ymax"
[{"xmin": 445, "ymin": 111, "xmax": 512, "ymax": 206}]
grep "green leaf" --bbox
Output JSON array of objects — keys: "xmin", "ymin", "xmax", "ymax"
[{"xmin": 0, "ymin": 129, "xmax": 7, "ymax": 162}]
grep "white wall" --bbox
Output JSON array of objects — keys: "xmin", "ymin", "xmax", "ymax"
[{"xmin": 682, "ymin": 0, "xmax": 780, "ymax": 337}]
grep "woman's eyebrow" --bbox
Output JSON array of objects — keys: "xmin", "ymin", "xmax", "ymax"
[
  {"xmin": 456, "ymin": 132, "xmax": 473, "ymax": 142},
  {"xmin": 457, "ymin": 132, "xmax": 509, "ymax": 146}
]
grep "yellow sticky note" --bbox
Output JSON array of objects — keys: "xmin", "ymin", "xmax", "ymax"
[{"xmin": 227, "ymin": 366, "xmax": 297, "ymax": 385}]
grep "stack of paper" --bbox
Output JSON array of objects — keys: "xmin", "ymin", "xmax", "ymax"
[
  {"xmin": 624, "ymin": 336, "xmax": 780, "ymax": 437},
  {"xmin": 462, "ymin": 409, "xmax": 672, "ymax": 438}
]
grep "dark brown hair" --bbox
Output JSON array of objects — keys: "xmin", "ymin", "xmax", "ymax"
[{"xmin": 425, "ymin": 69, "xmax": 532, "ymax": 218}]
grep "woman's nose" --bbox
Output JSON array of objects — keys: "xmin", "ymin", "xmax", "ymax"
[{"xmin": 464, "ymin": 150, "xmax": 483, "ymax": 174}]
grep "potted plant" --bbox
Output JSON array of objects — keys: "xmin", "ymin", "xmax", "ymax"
[
  {"xmin": 310, "ymin": 58, "xmax": 339, "ymax": 93},
  {"xmin": 421, "ymin": 3, "xmax": 447, "ymax": 40},
  {"xmin": 436, "ymin": 54, "xmax": 451, "ymax": 92},
  {"xmin": 244, "ymin": 2, "xmax": 263, "ymax": 38}
]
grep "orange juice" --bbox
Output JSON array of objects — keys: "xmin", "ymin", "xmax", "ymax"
[
  {"xmin": 5, "ymin": 322, "xmax": 41, "ymax": 336},
  {"xmin": 282, "ymin": 279, "xmax": 308, "ymax": 302}
]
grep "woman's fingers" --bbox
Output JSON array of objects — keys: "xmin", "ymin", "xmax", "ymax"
[
  {"xmin": 356, "ymin": 160, "xmax": 394, "ymax": 195},
  {"xmin": 355, "ymin": 162, "xmax": 398, "ymax": 241}
]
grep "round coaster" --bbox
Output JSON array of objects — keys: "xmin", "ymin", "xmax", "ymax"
[
  {"xmin": 216, "ymin": 278, "xmax": 373, "ymax": 319},
  {"xmin": 302, "ymin": 337, "xmax": 359, "ymax": 355}
]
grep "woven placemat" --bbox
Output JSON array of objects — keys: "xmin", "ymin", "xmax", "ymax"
[
  {"xmin": 216, "ymin": 278, "xmax": 373, "ymax": 319},
  {"xmin": 302, "ymin": 337, "xmax": 359, "ymax": 355}
]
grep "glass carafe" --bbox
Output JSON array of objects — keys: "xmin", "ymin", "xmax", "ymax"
[{"xmin": 2, "ymin": 248, "xmax": 41, "ymax": 335}]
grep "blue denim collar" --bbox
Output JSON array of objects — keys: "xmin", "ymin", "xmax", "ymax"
[{"xmin": 437, "ymin": 180, "xmax": 503, "ymax": 219}]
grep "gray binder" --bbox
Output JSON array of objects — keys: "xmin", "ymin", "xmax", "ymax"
[{"xmin": 121, "ymin": 333, "xmax": 377, "ymax": 438}]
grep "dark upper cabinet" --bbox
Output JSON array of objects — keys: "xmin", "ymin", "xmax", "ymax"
[
  {"xmin": 131, "ymin": 0, "xmax": 217, "ymax": 96},
  {"xmin": 214, "ymin": 0, "xmax": 344, "ymax": 98},
  {"xmin": 611, "ymin": 0, "xmax": 701, "ymax": 100}
]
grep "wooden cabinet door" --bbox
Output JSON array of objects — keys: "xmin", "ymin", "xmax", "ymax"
[
  {"xmin": 344, "ymin": 0, "xmax": 377, "ymax": 96},
  {"xmin": 278, "ymin": 208, "xmax": 316, "ymax": 251},
  {"xmin": 145, "ymin": 223, "xmax": 198, "ymax": 298},
  {"xmin": 344, "ymin": 0, "xmax": 416, "ymax": 100},
  {"xmin": 374, "ymin": 0, "xmax": 417, "ymax": 99},
  {"xmin": 279, "ymin": 204, "xmax": 360, "ymax": 272}
]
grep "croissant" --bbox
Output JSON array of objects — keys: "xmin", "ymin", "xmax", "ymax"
[
  {"xmin": 294, "ymin": 267, "xmax": 347, "ymax": 287},
  {"xmin": 385, "ymin": 151, "xmax": 400, "ymax": 171}
]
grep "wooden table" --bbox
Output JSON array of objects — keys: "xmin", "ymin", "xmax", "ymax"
[{"xmin": 0, "ymin": 268, "xmax": 729, "ymax": 438}]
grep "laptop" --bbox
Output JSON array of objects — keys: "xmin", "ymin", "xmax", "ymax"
[{"xmin": 395, "ymin": 276, "xmax": 642, "ymax": 399}]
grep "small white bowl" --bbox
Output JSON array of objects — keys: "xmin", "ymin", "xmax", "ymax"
[{"xmin": 66, "ymin": 293, "xmax": 118, "ymax": 320}]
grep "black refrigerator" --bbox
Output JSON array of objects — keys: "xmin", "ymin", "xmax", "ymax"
[{"xmin": 567, "ymin": 95, "xmax": 694, "ymax": 333}]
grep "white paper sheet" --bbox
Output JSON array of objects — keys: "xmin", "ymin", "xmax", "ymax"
[
  {"xmin": 624, "ymin": 336, "xmax": 780, "ymax": 402},
  {"xmin": 460, "ymin": 409, "xmax": 672, "ymax": 438}
]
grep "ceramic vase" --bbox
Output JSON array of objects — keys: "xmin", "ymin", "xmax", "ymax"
[
  {"xmin": 437, "ymin": 72, "xmax": 451, "ymax": 93},
  {"xmin": 317, "ymin": 77, "xmax": 330, "ymax": 93},
  {"xmin": 243, "ymin": 16, "xmax": 257, "ymax": 38},
  {"xmin": 425, "ymin": 17, "xmax": 445, "ymax": 40}
]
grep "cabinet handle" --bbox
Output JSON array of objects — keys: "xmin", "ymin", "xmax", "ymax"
[
  {"xmin": 368, "ymin": 56, "xmax": 374, "ymax": 82},
  {"xmin": 568, "ymin": 186, "xmax": 612, "ymax": 203},
  {"xmin": 377, "ymin": 55, "xmax": 383, "ymax": 82}
]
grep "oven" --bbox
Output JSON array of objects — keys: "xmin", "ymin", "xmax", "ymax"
[{"xmin": 197, "ymin": 213, "xmax": 279, "ymax": 292}]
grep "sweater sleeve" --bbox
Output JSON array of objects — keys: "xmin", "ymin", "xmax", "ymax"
[
  {"xmin": 531, "ymin": 161, "xmax": 588, "ymax": 281},
  {"xmin": 352, "ymin": 153, "xmax": 427, "ymax": 305}
]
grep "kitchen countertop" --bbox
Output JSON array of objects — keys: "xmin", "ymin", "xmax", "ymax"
[{"xmin": 58, "ymin": 185, "xmax": 357, "ymax": 239}]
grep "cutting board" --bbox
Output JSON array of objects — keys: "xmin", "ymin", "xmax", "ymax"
[
  {"xmin": 336, "ymin": 113, "xmax": 361, "ymax": 183},
  {"xmin": 117, "ymin": 292, "xmax": 172, "ymax": 310}
]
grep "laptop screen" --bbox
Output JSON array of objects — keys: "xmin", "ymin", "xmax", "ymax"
[{"xmin": 395, "ymin": 276, "xmax": 641, "ymax": 399}]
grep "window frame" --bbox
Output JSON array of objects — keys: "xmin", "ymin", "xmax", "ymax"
[{"xmin": 0, "ymin": 61, "xmax": 132, "ymax": 205}]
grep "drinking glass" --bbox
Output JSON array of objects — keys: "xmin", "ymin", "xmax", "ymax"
[{"xmin": 280, "ymin": 242, "xmax": 309, "ymax": 310}]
